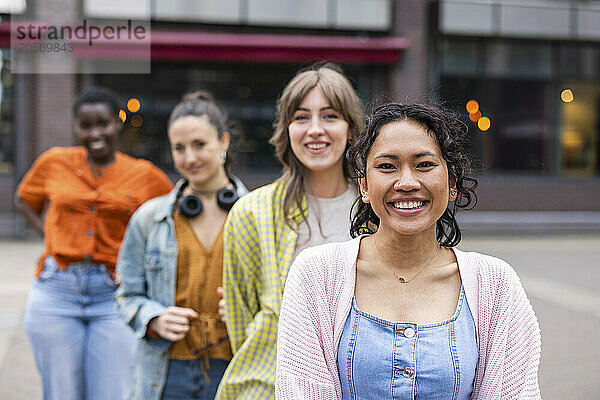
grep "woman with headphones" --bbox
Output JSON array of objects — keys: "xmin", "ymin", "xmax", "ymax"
[{"xmin": 115, "ymin": 91, "xmax": 247, "ymax": 400}]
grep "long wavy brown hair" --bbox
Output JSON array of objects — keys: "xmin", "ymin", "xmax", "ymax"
[{"xmin": 269, "ymin": 62, "xmax": 364, "ymax": 227}]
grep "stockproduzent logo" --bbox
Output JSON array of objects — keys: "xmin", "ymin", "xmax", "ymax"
[
  {"xmin": 15, "ymin": 20, "xmax": 146, "ymax": 47},
  {"xmin": 11, "ymin": 19, "xmax": 150, "ymax": 74}
]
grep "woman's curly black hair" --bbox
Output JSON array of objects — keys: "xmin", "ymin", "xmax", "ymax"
[{"xmin": 347, "ymin": 101, "xmax": 478, "ymax": 247}]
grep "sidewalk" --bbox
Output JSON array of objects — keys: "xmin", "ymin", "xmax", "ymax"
[
  {"xmin": 0, "ymin": 240, "xmax": 43, "ymax": 400},
  {"xmin": 1, "ymin": 236, "xmax": 599, "ymax": 399}
]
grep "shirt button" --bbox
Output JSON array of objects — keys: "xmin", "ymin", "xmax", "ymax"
[
  {"xmin": 84, "ymin": 254, "xmax": 92, "ymax": 262},
  {"xmin": 89, "ymin": 205, "xmax": 95, "ymax": 212},
  {"xmin": 403, "ymin": 368, "xmax": 413, "ymax": 378},
  {"xmin": 86, "ymin": 230, "xmax": 93, "ymax": 237},
  {"xmin": 404, "ymin": 327, "xmax": 415, "ymax": 338}
]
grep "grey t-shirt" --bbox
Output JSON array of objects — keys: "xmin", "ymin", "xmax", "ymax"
[{"xmin": 293, "ymin": 184, "xmax": 358, "ymax": 261}]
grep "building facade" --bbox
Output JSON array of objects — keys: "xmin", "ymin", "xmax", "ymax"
[
  {"xmin": 1, "ymin": 0, "xmax": 599, "ymax": 236},
  {"xmin": 436, "ymin": 0, "xmax": 600, "ymax": 215}
]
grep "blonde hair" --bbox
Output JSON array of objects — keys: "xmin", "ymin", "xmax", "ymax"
[{"xmin": 269, "ymin": 62, "xmax": 364, "ymax": 227}]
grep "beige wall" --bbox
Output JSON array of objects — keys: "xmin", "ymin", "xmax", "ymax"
[
  {"xmin": 84, "ymin": 0, "xmax": 392, "ymax": 30},
  {"xmin": 441, "ymin": 0, "xmax": 600, "ymax": 40}
]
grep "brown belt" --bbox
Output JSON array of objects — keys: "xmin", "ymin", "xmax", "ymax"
[{"xmin": 185, "ymin": 313, "xmax": 228, "ymax": 355}]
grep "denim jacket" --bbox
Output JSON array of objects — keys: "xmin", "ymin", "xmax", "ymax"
[{"xmin": 114, "ymin": 177, "xmax": 248, "ymax": 400}]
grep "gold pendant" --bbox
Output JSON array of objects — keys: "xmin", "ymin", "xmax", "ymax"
[{"xmin": 398, "ymin": 277, "xmax": 406, "ymax": 283}]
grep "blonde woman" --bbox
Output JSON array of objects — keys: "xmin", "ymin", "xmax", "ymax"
[{"xmin": 216, "ymin": 63, "xmax": 364, "ymax": 399}]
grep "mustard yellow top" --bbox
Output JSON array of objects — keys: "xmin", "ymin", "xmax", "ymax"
[{"xmin": 169, "ymin": 210, "xmax": 232, "ymax": 361}]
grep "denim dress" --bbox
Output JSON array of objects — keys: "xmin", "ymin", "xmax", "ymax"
[{"xmin": 337, "ymin": 287, "xmax": 478, "ymax": 400}]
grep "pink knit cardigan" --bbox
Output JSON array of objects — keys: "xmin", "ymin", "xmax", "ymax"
[{"xmin": 276, "ymin": 236, "xmax": 541, "ymax": 399}]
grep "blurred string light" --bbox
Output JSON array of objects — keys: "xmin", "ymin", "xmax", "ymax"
[
  {"xmin": 130, "ymin": 115, "xmax": 143, "ymax": 128},
  {"xmin": 478, "ymin": 116, "xmax": 491, "ymax": 131},
  {"xmin": 466, "ymin": 99, "xmax": 491, "ymax": 132},
  {"xmin": 466, "ymin": 100, "xmax": 479, "ymax": 114},
  {"xmin": 469, "ymin": 110, "xmax": 481, "ymax": 122},
  {"xmin": 561, "ymin": 89, "xmax": 574, "ymax": 103},
  {"xmin": 118, "ymin": 109, "xmax": 126, "ymax": 123},
  {"xmin": 127, "ymin": 98, "xmax": 141, "ymax": 113}
]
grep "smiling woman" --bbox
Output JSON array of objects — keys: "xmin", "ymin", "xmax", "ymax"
[
  {"xmin": 74, "ymin": 102, "xmax": 120, "ymax": 166},
  {"xmin": 287, "ymin": 86, "xmax": 350, "ymax": 178},
  {"xmin": 350, "ymin": 103, "xmax": 477, "ymax": 245},
  {"xmin": 115, "ymin": 90, "xmax": 248, "ymax": 400},
  {"xmin": 276, "ymin": 102, "xmax": 542, "ymax": 400},
  {"xmin": 360, "ymin": 119, "xmax": 457, "ymax": 239},
  {"xmin": 217, "ymin": 62, "xmax": 364, "ymax": 399},
  {"xmin": 14, "ymin": 87, "xmax": 173, "ymax": 400}
]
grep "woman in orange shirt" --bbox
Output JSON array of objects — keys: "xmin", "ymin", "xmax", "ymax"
[{"xmin": 15, "ymin": 87, "xmax": 173, "ymax": 400}]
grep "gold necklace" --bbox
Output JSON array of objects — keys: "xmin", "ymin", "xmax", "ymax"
[{"xmin": 372, "ymin": 238, "xmax": 442, "ymax": 284}]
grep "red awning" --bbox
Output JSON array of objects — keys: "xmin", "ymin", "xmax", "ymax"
[
  {"xmin": 0, "ymin": 22, "xmax": 10, "ymax": 47},
  {"xmin": 0, "ymin": 23, "xmax": 408, "ymax": 64},
  {"xmin": 149, "ymin": 31, "xmax": 409, "ymax": 64}
]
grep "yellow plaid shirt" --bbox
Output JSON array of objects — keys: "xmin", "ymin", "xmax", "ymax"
[{"xmin": 216, "ymin": 180, "xmax": 304, "ymax": 399}]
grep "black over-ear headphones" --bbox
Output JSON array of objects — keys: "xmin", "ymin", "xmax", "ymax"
[{"xmin": 177, "ymin": 180, "xmax": 239, "ymax": 218}]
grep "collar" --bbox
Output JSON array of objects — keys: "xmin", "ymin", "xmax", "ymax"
[{"xmin": 152, "ymin": 179, "xmax": 186, "ymax": 222}]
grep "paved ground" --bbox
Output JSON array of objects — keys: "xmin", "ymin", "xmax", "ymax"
[
  {"xmin": 460, "ymin": 235, "xmax": 600, "ymax": 399},
  {"xmin": 1, "ymin": 235, "xmax": 599, "ymax": 399},
  {"xmin": 0, "ymin": 240, "xmax": 43, "ymax": 400}
]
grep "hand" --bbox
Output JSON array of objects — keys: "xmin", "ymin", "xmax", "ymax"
[
  {"xmin": 148, "ymin": 306, "xmax": 198, "ymax": 342},
  {"xmin": 216, "ymin": 286, "xmax": 226, "ymax": 322},
  {"xmin": 14, "ymin": 194, "xmax": 44, "ymax": 236},
  {"xmin": 112, "ymin": 271, "xmax": 121, "ymax": 285}
]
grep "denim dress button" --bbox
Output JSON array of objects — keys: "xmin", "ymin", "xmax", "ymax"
[
  {"xmin": 403, "ymin": 368, "xmax": 413, "ymax": 378},
  {"xmin": 404, "ymin": 327, "xmax": 415, "ymax": 338}
]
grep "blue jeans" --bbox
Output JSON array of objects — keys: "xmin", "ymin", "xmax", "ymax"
[
  {"xmin": 24, "ymin": 256, "xmax": 135, "ymax": 400},
  {"xmin": 162, "ymin": 358, "xmax": 229, "ymax": 400}
]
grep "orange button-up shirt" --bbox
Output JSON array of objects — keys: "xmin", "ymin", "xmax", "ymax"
[{"xmin": 17, "ymin": 146, "xmax": 173, "ymax": 276}]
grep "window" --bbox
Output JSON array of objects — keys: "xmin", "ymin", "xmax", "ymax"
[
  {"xmin": 95, "ymin": 61, "xmax": 383, "ymax": 188},
  {"xmin": 440, "ymin": 77, "xmax": 554, "ymax": 174},
  {"xmin": 439, "ymin": 37, "xmax": 600, "ymax": 177},
  {"xmin": 560, "ymin": 82, "xmax": 600, "ymax": 176}
]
